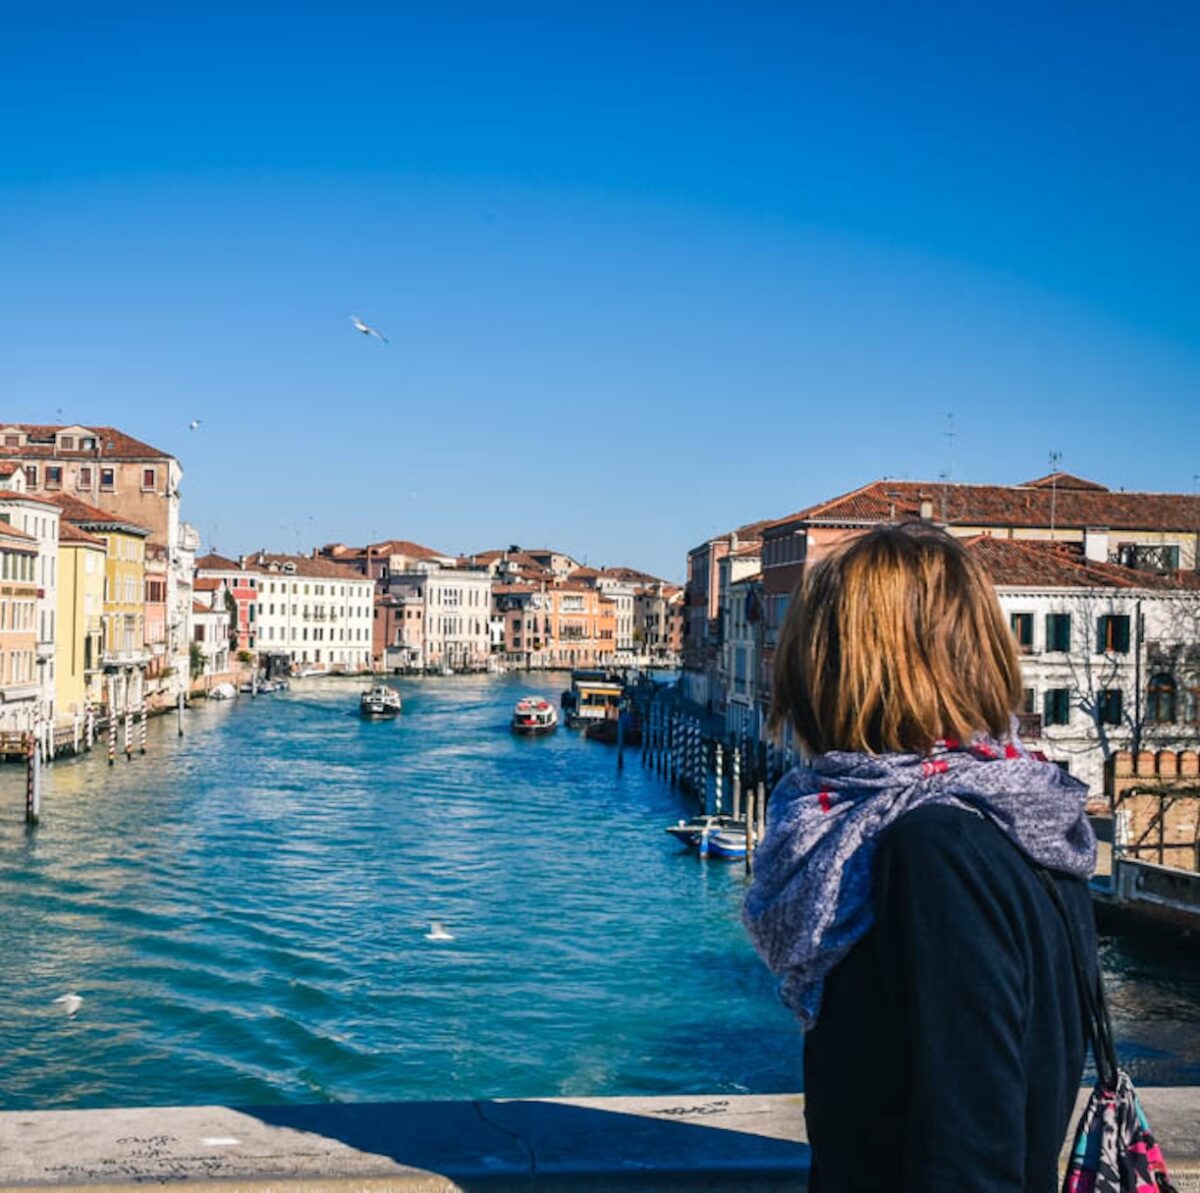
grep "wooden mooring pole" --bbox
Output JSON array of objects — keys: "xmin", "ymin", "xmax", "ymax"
[
  {"xmin": 732, "ymin": 746, "xmax": 741, "ymax": 819},
  {"xmin": 744, "ymin": 782, "xmax": 756, "ymax": 874},
  {"xmin": 25, "ymin": 732, "xmax": 40, "ymax": 825},
  {"xmin": 177, "ymin": 688, "xmax": 185, "ymax": 737}
]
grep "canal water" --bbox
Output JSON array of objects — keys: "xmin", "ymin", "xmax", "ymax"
[{"xmin": 0, "ymin": 674, "xmax": 1197, "ymax": 1110}]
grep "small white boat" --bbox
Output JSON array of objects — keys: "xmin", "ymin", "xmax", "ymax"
[
  {"xmin": 208, "ymin": 682, "xmax": 237, "ymax": 701},
  {"xmin": 511, "ymin": 696, "xmax": 559, "ymax": 735},
  {"xmin": 665, "ymin": 814, "xmax": 752, "ymax": 860},
  {"xmin": 361, "ymin": 685, "xmax": 402, "ymax": 718}
]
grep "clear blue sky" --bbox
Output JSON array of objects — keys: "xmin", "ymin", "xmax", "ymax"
[{"xmin": 2, "ymin": 2, "xmax": 1197, "ymax": 581}]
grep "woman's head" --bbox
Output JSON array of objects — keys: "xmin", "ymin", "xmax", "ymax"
[{"xmin": 772, "ymin": 522, "xmax": 1022, "ymax": 755}]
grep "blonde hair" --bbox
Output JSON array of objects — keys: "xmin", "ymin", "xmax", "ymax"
[{"xmin": 771, "ymin": 523, "xmax": 1022, "ymax": 755}]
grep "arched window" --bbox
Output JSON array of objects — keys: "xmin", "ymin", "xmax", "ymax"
[{"xmin": 1147, "ymin": 673, "xmax": 1177, "ymax": 724}]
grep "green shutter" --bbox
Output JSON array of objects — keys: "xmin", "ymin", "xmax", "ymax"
[{"xmin": 1096, "ymin": 616, "xmax": 1108, "ymax": 654}]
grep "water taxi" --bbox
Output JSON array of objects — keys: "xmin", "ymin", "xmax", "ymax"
[
  {"xmin": 360, "ymin": 684, "xmax": 403, "ymax": 718},
  {"xmin": 511, "ymin": 697, "xmax": 559, "ymax": 735},
  {"xmin": 560, "ymin": 670, "xmax": 625, "ymax": 728}
]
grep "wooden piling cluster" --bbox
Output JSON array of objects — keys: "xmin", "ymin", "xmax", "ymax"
[{"xmin": 637, "ymin": 690, "xmax": 788, "ymax": 872}]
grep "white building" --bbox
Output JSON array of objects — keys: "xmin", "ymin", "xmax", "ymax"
[
  {"xmin": 247, "ymin": 552, "xmax": 374, "ymax": 671},
  {"xmin": 192, "ymin": 590, "xmax": 231, "ymax": 684},
  {"xmin": 383, "ymin": 565, "xmax": 492, "ymax": 671},
  {"xmin": 971, "ymin": 536, "xmax": 1200, "ymax": 797},
  {"xmin": 722, "ymin": 573, "xmax": 764, "ymax": 743}
]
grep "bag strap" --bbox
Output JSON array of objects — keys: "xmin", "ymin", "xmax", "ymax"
[{"xmin": 1034, "ymin": 868, "xmax": 1119, "ymax": 1090}]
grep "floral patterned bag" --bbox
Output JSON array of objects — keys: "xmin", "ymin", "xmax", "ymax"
[{"xmin": 1037, "ymin": 872, "xmax": 1177, "ymax": 1193}]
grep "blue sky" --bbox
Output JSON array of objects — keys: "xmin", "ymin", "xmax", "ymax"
[{"xmin": 2, "ymin": 2, "xmax": 1197, "ymax": 581}]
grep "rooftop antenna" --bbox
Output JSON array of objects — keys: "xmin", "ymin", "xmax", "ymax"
[
  {"xmin": 1048, "ymin": 450, "xmax": 1062, "ymax": 536},
  {"xmin": 943, "ymin": 413, "xmax": 956, "ymax": 482}
]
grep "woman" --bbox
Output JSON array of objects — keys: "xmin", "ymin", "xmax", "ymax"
[{"xmin": 744, "ymin": 523, "xmax": 1098, "ymax": 1191}]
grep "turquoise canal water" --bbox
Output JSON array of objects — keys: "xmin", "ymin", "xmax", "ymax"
[{"xmin": 0, "ymin": 673, "xmax": 1197, "ymax": 1110}]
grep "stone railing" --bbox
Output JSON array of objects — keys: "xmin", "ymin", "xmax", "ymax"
[{"xmin": 1, "ymin": 1091, "xmax": 1197, "ymax": 1190}]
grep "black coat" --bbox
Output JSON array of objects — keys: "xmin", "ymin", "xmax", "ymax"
[{"xmin": 804, "ymin": 804, "xmax": 1095, "ymax": 1192}]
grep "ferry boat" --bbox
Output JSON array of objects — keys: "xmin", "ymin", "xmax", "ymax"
[
  {"xmin": 360, "ymin": 684, "xmax": 403, "ymax": 718},
  {"xmin": 665, "ymin": 814, "xmax": 751, "ymax": 860},
  {"xmin": 511, "ymin": 697, "xmax": 559, "ymax": 735},
  {"xmin": 560, "ymin": 670, "xmax": 625, "ymax": 728}
]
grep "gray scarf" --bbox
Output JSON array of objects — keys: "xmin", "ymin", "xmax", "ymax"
[{"xmin": 742, "ymin": 728, "xmax": 1096, "ymax": 1030}]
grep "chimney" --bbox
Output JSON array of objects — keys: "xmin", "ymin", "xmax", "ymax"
[{"xmin": 920, "ymin": 498, "xmax": 934, "ymax": 521}]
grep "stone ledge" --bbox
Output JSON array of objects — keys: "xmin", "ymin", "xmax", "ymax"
[{"xmin": 0, "ymin": 1090, "xmax": 1195, "ymax": 1191}]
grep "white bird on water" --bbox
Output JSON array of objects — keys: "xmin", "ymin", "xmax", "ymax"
[
  {"xmin": 54, "ymin": 993, "xmax": 83, "ymax": 1017},
  {"xmin": 350, "ymin": 315, "xmax": 388, "ymax": 343},
  {"xmin": 425, "ymin": 921, "xmax": 454, "ymax": 942}
]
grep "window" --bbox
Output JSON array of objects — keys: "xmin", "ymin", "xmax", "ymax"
[
  {"xmin": 142, "ymin": 468, "xmax": 156, "ymax": 490},
  {"xmin": 100, "ymin": 468, "xmax": 115, "ymax": 490},
  {"xmin": 23, "ymin": 465, "xmax": 37, "ymax": 488},
  {"xmin": 1098, "ymin": 689, "xmax": 1123, "ymax": 726},
  {"xmin": 45, "ymin": 466, "xmax": 62, "ymax": 489},
  {"xmin": 1010, "ymin": 612, "xmax": 1034, "ymax": 653},
  {"xmin": 1043, "ymin": 689, "xmax": 1071, "ymax": 726},
  {"xmin": 80, "ymin": 436, "xmax": 96, "ymax": 450},
  {"xmin": 3, "ymin": 434, "xmax": 19, "ymax": 447},
  {"xmin": 1045, "ymin": 613, "xmax": 1072, "ymax": 652},
  {"xmin": 60, "ymin": 435, "xmax": 75, "ymax": 449},
  {"xmin": 1022, "ymin": 688, "xmax": 1036, "ymax": 714},
  {"xmin": 1097, "ymin": 614, "xmax": 1131, "ymax": 654},
  {"xmin": 78, "ymin": 466, "xmax": 92, "ymax": 487},
  {"xmin": 1147, "ymin": 674, "xmax": 1177, "ymax": 724}
]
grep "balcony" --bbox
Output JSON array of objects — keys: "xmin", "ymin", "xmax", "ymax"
[{"xmin": 103, "ymin": 648, "xmax": 152, "ymax": 671}]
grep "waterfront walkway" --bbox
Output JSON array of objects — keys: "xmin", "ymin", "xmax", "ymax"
[{"xmin": 1, "ymin": 1090, "xmax": 1197, "ymax": 1190}]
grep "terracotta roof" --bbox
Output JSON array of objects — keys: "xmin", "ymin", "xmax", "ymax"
[
  {"xmin": 366, "ymin": 539, "xmax": 449, "ymax": 560},
  {"xmin": 194, "ymin": 577, "xmax": 222, "ymax": 592},
  {"xmin": 0, "ymin": 523, "xmax": 36, "ymax": 544},
  {"xmin": 0, "ymin": 424, "xmax": 173, "ymax": 460},
  {"xmin": 58, "ymin": 522, "xmax": 104, "ymax": 547},
  {"xmin": 250, "ymin": 552, "xmax": 372, "ymax": 581},
  {"xmin": 1023, "ymin": 472, "xmax": 1110, "ymax": 492},
  {"xmin": 965, "ymin": 537, "xmax": 1200, "ymax": 591},
  {"xmin": 195, "ymin": 552, "xmax": 244, "ymax": 572},
  {"xmin": 192, "ymin": 600, "xmax": 213, "ymax": 615},
  {"xmin": 569, "ymin": 566, "xmax": 601, "ymax": 579},
  {"xmin": 765, "ymin": 477, "xmax": 1200, "ymax": 534},
  {"xmin": 600, "ymin": 566, "xmax": 666, "ymax": 584},
  {"xmin": 0, "ymin": 463, "xmax": 20, "ymax": 477},
  {"xmin": 47, "ymin": 492, "xmax": 151, "ymax": 535},
  {"xmin": 0, "ymin": 488, "xmax": 60, "ymax": 508}
]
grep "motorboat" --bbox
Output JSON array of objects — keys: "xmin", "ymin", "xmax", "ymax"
[
  {"xmin": 511, "ymin": 696, "xmax": 559, "ymax": 735},
  {"xmin": 208, "ymin": 682, "xmax": 237, "ymax": 701},
  {"xmin": 360, "ymin": 684, "xmax": 403, "ymax": 718},
  {"xmin": 665, "ymin": 814, "xmax": 751, "ymax": 860}
]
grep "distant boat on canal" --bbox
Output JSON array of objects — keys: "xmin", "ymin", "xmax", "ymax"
[
  {"xmin": 360, "ymin": 684, "xmax": 403, "ymax": 718},
  {"xmin": 511, "ymin": 697, "xmax": 559, "ymax": 735}
]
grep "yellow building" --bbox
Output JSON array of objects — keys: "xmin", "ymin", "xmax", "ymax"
[
  {"xmin": 55, "ymin": 521, "xmax": 106, "ymax": 718},
  {"xmin": 51, "ymin": 495, "xmax": 151, "ymax": 716}
]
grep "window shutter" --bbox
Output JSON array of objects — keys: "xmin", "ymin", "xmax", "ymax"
[
  {"xmin": 1096, "ymin": 616, "xmax": 1108, "ymax": 654},
  {"xmin": 1043, "ymin": 690, "xmax": 1055, "ymax": 725},
  {"xmin": 1116, "ymin": 616, "xmax": 1130, "ymax": 653}
]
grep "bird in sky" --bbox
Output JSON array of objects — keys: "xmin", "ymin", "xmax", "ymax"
[
  {"xmin": 350, "ymin": 315, "xmax": 388, "ymax": 343},
  {"xmin": 188, "ymin": 419, "xmax": 202, "ymax": 431}
]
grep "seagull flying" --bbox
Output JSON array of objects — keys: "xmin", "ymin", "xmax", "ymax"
[
  {"xmin": 54, "ymin": 993, "xmax": 83, "ymax": 1017},
  {"xmin": 350, "ymin": 315, "xmax": 388, "ymax": 344},
  {"xmin": 188, "ymin": 420, "xmax": 202, "ymax": 431},
  {"xmin": 425, "ymin": 921, "xmax": 454, "ymax": 942}
]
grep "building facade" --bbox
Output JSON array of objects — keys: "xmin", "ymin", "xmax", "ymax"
[
  {"xmin": 248, "ymin": 553, "xmax": 374, "ymax": 671},
  {"xmin": 0, "ymin": 523, "xmax": 40, "ymax": 732},
  {"xmin": 55, "ymin": 522, "xmax": 106, "ymax": 720},
  {"xmin": 383, "ymin": 566, "xmax": 492, "ymax": 671}
]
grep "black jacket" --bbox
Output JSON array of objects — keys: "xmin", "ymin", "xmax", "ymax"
[{"xmin": 804, "ymin": 804, "xmax": 1095, "ymax": 1192}]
